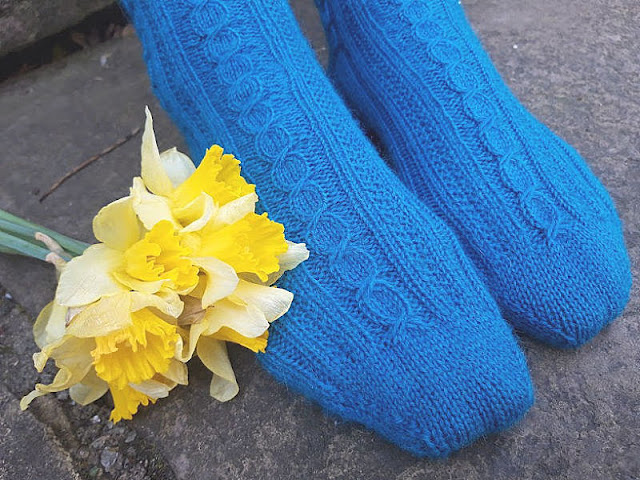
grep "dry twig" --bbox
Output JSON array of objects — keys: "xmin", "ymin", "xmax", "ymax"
[{"xmin": 40, "ymin": 125, "xmax": 141, "ymax": 202}]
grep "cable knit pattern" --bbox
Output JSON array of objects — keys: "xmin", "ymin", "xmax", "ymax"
[
  {"xmin": 121, "ymin": 0, "xmax": 534, "ymax": 457},
  {"xmin": 317, "ymin": 0, "xmax": 632, "ymax": 347}
]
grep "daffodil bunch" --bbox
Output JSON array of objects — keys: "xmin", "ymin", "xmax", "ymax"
[{"xmin": 13, "ymin": 108, "xmax": 308, "ymax": 422}]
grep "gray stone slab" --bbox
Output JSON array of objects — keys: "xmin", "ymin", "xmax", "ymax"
[
  {"xmin": 0, "ymin": 0, "xmax": 638, "ymax": 479},
  {"xmin": 0, "ymin": 288, "xmax": 177, "ymax": 479},
  {"xmin": 0, "ymin": 382, "xmax": 80, "ymax": 479},
  {"xmin": 0, "ymin": 0, "xmax": 116, "ymax": 56},
  {"xmin": 0, "ymin": 35, "xmax": 184, "ymax": 317}
]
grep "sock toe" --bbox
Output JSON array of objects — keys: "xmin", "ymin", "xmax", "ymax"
[
  {"xmin": 261, "ymin": 281, "xmax": 534, "ymax": 457},
  {"xmin": 497, "ymin": 222, "xmax": 632, "ymax": 348}
]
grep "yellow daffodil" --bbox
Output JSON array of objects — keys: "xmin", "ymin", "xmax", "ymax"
[
  {"xmin": 21, "ymin": 292, "xmax": 187, "ymax": 422},
  {"xmin": 21, "ymin": 107, "xmax": 309, "ymax": 423},
  {"xmin": 133, "ymin": 107, "xmax": 257, "ymax": 234},
  {"xmin": 57, "ymin": 198, "xmax": 238, "ymax": 311},
  {"xmin": 131, "ymin": 108, "xmax": 296, "ymax": 282},
  {"xmin": 176, "ymin": 279, "xmax": 295, "ymax": 401}
]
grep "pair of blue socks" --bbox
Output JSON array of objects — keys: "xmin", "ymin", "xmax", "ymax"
[{"xmin": 121, "ymin": 0, "xmax": 631, "ymax": 457}]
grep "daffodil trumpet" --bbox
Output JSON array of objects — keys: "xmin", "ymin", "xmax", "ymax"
[{"xmin": 12, "ymin": 107, "xmax": 308, "ymax": 422}]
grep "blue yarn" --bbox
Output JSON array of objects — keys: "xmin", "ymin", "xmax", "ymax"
[
  {"xmin": 317, "ymin": 0, "xmax": 632, "ymax": 348},
  {"xmin": 121, "ymin": 0, "xmax": 533, "ymax": 456}
]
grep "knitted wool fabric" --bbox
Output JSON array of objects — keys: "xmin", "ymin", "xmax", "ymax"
[
  {"xmin": 316, "ymin": 0, "xmax": 632, "ymax": 348},
  {"xmin": 121, "ymin": 0, "xmax": 534, "ymax": 456}
]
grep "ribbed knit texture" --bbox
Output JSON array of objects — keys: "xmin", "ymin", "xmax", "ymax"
[
  {"xmin": 317, "ymin": 0, "xmax": 632, "ymax": 348},
  {"xmin": 121, "ymin": 0, "xmax": 534, "ymax": 456}
]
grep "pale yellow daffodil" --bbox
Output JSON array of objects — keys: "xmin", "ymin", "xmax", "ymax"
[
  {"xmin": 176, "ymin": 279, "xmax": 295, "ymax": 401},
  {"xmin": 21, "ymin": 292, "xmax": 188, "ymax": 422},
  {"xmin": 134, "ymin": 107, "xmax": 257, "ymax": 234},
  {"xmin": 57, "ymin": 197, "xmax": 240, "ymax": 312},
  {"xmin": 131, "ymin": 108, "xmax": 302, "ymax": 283},
  {"xmin": 22, "ymin": 107, "xmax": 310, "ymax": 423}
]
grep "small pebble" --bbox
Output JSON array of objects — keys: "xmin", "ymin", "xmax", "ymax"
[
  {"xmin": 101, "ymin": 448, "xmax": 119, "ymax": 470},
  {"xmin": 90, "ymin": 415, "xmax": 101, "ymax": 424},
  {"xmin": 56, "ymin": 390, "xmax": 69, "ymax": 400},
  {"xmin": 513, "ymin": 44, "xmax": 519, "ymax": 49},
  {"xmin": 4, "ymin": 292, "xmax": 12, "ymax": 300},
  {"xmin": 77, "ymin": 447, "xmax": 90, "ymax": 459},
  {"xmin": 125, "ymin": 431, "xmax": 137, "ymax": 443},
  {"xmin": 91, "ymin": 436, "xmax": 108, "ymax": 449}
]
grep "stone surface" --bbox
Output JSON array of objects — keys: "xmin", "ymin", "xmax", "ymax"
[
  {"xmin": 0, "ymin": 382, "xmax": 80, "ymax": 479},
  {"xmin": 0, "ymin": 288, "xmax": 177, "ymax": 479},
  {"xmin": 0, "ymin": 0, "xmax": 116, "ymax": 56},
  {"xmin": 0, "ymin": 0, "xmax": 638, "ymax": 479}
]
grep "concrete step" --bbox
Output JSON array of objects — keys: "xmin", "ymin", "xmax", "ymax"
[{"xmin": 1, "ymin": 0, "xmax": 116, "ymax": 57}]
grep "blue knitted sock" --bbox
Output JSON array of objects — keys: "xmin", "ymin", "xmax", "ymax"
[
  {"xmin": 316, "ymin": 0, "xmax": 632, "ymax": 348},
  {"xmin": 121, "ymin": 0, "xmax": 534, "ymax": 456}
]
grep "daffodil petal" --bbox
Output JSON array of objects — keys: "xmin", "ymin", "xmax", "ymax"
[
  {"xmin": 66, "ymin": 293, "xmax": 132, "ymax": 338},
  {"xmin": 212, "ymin": 192, "xmax": 258, "ymax": 227},
  {"xmin": 161, "ymin": 359, "xmax": 188, "ymax": 385},
  {"xmin": 130, "ymin": 379, "xmax": 172, "ymax": 399},
  {"xmin": 21, "ymin": 337, "xmax": 95, "ymax": 409},
  {"xmin": 191, "ymin": 257, "xmax": 239, "ymax": 308},
  {"xmin": 202, "ymin": 299, "xmax": 269, "ymax": 338},
  {"xmin": 266, "ymin": 241, "xmax": 310, "ymax": 285},
  {"xmin": 211, "ymin": 328, "xmax": 268, "ymax": 353},
  {"xmin": 130, "ymin": 291, "xmax": 184, "ymax": 319},
  {"xmin": 69, "ymin": 369, "xmax": 109, "ymax": 405},
  {"xmin": 232, "ymin": 280, "xmax": 293, "ymax": 323},
  {"xmin": 141, "ymin": 107, "xmax": 174, "ymax": 196},
  {"xmin": 174, "ymin": 334, "xmax": 184, "ymax": 362},
  {"xmin": 20, "ymin": 390, "xmax": 46, "ymax": 410},
  {"xmin": 56, "ymin": 244, "xmax": 126, "ymax": 307},
  {"xmin": 196, "ymin": 337, "xmax": 239, "ymax": 402},
  {"xmin": 33, "ymin": 301, "xmax": 67, "ymax": 348},
  {"xmin": 34, "ymin": 349, "xmax": 53, "ymax": 372},
  {"xmin": 113, "ymin": 270, "xmax": 166, "ymax": 294},
  {"xmin": 280, "ymin": 241, "xmax": 310, "ymax": 273},
  {"xmin": 93, "ymin": 196, "xmax": 141, "ymax": 251},
  {"xmin": 159, "ymin": 147, "xmax": 195, "ymax": 188},
  {"xmin": 131, "ymin": 177, "xmax": 178, "ymax": 230},
  {"xmin": 178, "ymin": 320, "xmax": 208, "ymax": 362},
  {"xmin": 33, "ymin": 302, "xmax": 53, "ymax": 348},
  {"xmin": 176, "ymin": 192, "xmax": 215, "ymax": 233}
]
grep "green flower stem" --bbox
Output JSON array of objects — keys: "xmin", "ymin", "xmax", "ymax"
[
  {"xmin": 0, "ymin": 244, "xmax": 22, "ymax": 256},
  {"xmin": 0, "ymin": 230, "xmax": 52, "ymax": 261},
  {"xmin": 0, "ymin": 209, "xmax": 89, "ymax": 257}
]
